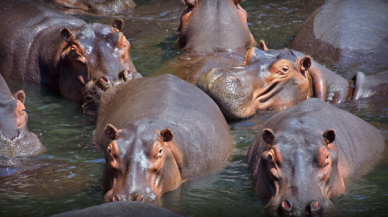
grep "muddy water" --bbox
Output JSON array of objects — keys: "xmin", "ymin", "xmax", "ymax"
[{"xmin": 1, "ymin": 0, "xmax": 388, "ymax": 217}]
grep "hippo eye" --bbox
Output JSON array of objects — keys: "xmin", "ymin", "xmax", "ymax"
[
  {"xmin": 71, "ymin": 46, "xmax": 76, "ymax": 52},
  {"xmin": 158, "ymin": 148, "xmax": 163, "ymax": 158},
  {"xmin": 282, "ymin": 67, "xmax": 289, "ymax": 73},
  {"xmin": 108, "ymin": 147, "xmax": 112, "ymax": 153}
]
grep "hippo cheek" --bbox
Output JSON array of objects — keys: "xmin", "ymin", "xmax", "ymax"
[
  {"xmin": 59, "ymin": 62, "xmax": 88, "ymax": 101},
  {"xmin": 14, "ymin": 100, "xmax": 28, "ymax": 132}
]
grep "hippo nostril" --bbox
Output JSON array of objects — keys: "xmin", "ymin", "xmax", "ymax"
[
  {"xmin": 119, "ymin": 70, "xmax": 130, "ymax": 81},
  {"xmin": 308, "ymin": 200, "xmax": 322, "ymax": 214},
  {"xmin": 226, "ymin": 76, "xmax": 238, "ymax": 82},
  {"xmin": 281, "ymin": 200, "xmax": 293, "ymax": 212},
  {"xmin": 136, "ymin": 195, "xmax": 144, "ymax": 202},
  {"xmin": 113, "ymin": 196, "xmax": 119, "ymax": 202}
]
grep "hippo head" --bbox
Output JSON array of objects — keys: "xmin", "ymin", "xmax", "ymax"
[
  {"xmin": 101, "ymin": 123, "xmax": 182, "ymax": 204},
  {"xmin": 178, "ymin": 0, "xmax": 256, "ymax": 55},
  {"xmin": 196, "ymin": 42, "xmax": 313, "ymax": 120},
  {"xmin": 256, "ymin": 128, "xmax": 344, "ymax": 216},
  {"xmin": 59, "ymin": 18, "xmax": 140, "ymax": 101},
  {"xmin": 0, "ymin": 91, "xmax": 44, "ymax": 158}
]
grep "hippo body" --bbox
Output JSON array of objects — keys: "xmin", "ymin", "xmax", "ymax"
[
  {"xmin": 289, "ymin": 0, "xmax": 388, "ymax": 78},
  {"xmin": 0, "ymin": 0, "xmax": 138, "ymax": 101},
  {"xmin": 0, "ymin": 74, "xmax": 44, "ymax": 161},
  {"xmin": 157, "ymin": 0, "xmax": 255, "ymax": 84},
  {"xmin": 95, "ymin": 74, "xmax": 234, "ymax": 203},
  {"xmin": 246, "ymin": 98, "xmax": 384, "ymax": 215},
  {"xmin": 197, "ymin": 45, "xmax": 388, "ymax": 120},
  {"xmin": 48, "ymin": 0, "xmax": 136, "ymax": 14}
]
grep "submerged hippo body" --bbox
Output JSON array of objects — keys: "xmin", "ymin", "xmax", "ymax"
[
  {"xmin": 158, "ymin": 0, "xmax": 255, "ymax": 84},
  {"xmin": 0, "ymin": 0, "xmax": 139, "ymax": 101},
  {"xmin": 289, "ymin": 0, "xmax": 388, "ymax": 78},
  {"xmin": 246, "ymin": 98, "xmax": 384, "ymax": 215},
  {"xmin": 0, "ymin": 74, "xmax": 44, "ymax": 161},
  {"xmin": 48, "ymin": 0, "xmax": 135, "ymax": 14},
  {"xmin": 95, "ymin": 74, "xmax": 234, "ymax": 203},
  {"xmin": 197, "ymin": 43, "xmax": 388, "ymax": 120}
]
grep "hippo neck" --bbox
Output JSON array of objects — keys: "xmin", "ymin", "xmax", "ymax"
[{"xmin": 308, "ymin": 61, "xmax": 352, "ymax": 104}]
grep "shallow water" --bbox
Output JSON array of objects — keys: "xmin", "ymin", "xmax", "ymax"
[{"xmin": 2, "ymin": 0, "xmax": 388, "ymax": 217}]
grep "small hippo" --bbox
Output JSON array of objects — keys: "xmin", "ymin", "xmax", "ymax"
[
  {"xmin": 48, "ymin": 0, "xmax": 136, "ymax": 15},
  {"xmin": 94, "ymin": 74, "xmax": 234, "ymax": 203},
  {"xmin": 197, "ymin": 41, "xmax": 388, "ymax": 120},
  {"xmin": 157, "ymin": 0, "xmax": 256, "ymax": 84},
  {"xmin": 0, "ymin": 0, "xmax": 140, "ymax": 101},
  {"xmin": 288, "ymin": 0, "xmax": 388, "ymax": 78},
  {"xmin": 246, "ymin": 98, "xmax": 385, "ymax": 215},
  {"xmin": 0, "ymin": 74, "xmax": 44, "ymax": 160}
]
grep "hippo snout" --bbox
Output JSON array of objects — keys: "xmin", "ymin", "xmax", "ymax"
[{"xmin": 270, "ymin": 197, "xmax": 333, "ymax": 216}]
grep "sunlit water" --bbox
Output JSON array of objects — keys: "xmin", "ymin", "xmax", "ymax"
[{"xmin": 2, "ymin": 0, "xmax": 388, "ymax": 217}]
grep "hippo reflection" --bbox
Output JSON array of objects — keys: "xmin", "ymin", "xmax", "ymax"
[
  {"xmin": 0, "ymin": 0, "xmax": 140, "ymax": 101},
  {"xmin": 247, "ymin": 98, "xmax": 384, "ymax": 215},
  {"xmin": 48, "ymin": 0, "xmax": 136, "ymax": 14},
  {"xmin": 197, "ymin": 41, "xmax": 388, "ymax": 120}
]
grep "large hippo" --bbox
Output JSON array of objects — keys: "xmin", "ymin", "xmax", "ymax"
[
  {"xmin": 288, "ymin": 0, "xmax": 388, "ymax": 78},
  {"xmin": 0, "ymin": 0, "xmax": 139, "ymax": 101},
  {"xmin": 94, "ymin": 74, "xmax": 234, "ymax": 203},
  {"xmin": 0, "ymin": 74, "xmax": 44, "ymax": 160},
  {"xmin": 47, "ymin": 0, "xmax": 136, "ymax": 15},
  {"xmin": 197, "ymin": 42, "xmax": 388, "ymax": 120},
  {"xmin": 246, "ymin": 98, "xmax": 385, "ymax": 215},
  {"xmin": 157, "ymin": 0, "xmax": 256, "ymax": 84}
]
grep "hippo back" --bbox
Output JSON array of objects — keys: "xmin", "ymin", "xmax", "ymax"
[
  {"xmin": 247, "ymin": 98, "xmax": 384, "ymax": 179},
  {"xmin": 96, "ymin": 74, "xmax": 234, "ymax": 179},
  {"xmin": 0, "ymin": 0, "xmax": 85, "ymax": 84}
]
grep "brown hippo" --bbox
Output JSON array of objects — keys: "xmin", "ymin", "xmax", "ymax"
[
  {"xmin": 0, "ymin": 0, "xmax": 139, "ymax": 101},
  {"xmin": 94, "ymin": 74, "xmax": 234, "ymax": 203},
  {"xmin": 47, "ymin": 0, "xmax": 135, "ymax": 14},
  {"xmin": 157, "ymin": 0, "xmax": 256, "ymax": 84},
  {"xmin": 0, "ymin": 74, "xmax": 44, "ymax": 160},
  {"xmin": 196, "ymin": 42, "xmax": 388, "ymax": 120},
  {"xmin": 246, "ymin": 98, "xmax": 385, "ymax": 215},
  {"xmin": 288, "ymin": 0, "xmax": 388, "ymax": 78}
]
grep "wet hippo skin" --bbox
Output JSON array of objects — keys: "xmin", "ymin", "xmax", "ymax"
[
  {"xmin": 48, "ymin": 0, "xmax": 136, "ymax": 14},
  {"xmin": 0, "ymin": 0, "xmax": 139, "ymax": 101},
  {"xmin": 157, "ymin": 0, "xmax": 256, "ymax": 84},
  {"xmin": 288, "ymin": 0, "xmax": 388, "ymax": 78},
  {"xmin": 246, "ymin": 98, "xmax": 385, "ymax": 216},
  {"xmin": 197, "ymin": 42, "xmax": 388, "ymax": 120},
  {"xmin": 94, "ymin": 74, "xmax": 234, "ymax": 203},
  {"xmin": 52, "ymin": 201, "xmax": 182, "ymax": 217},
  {"xmin": 0, "ymin": 74, "xmax": 44, "ymax": 161}
]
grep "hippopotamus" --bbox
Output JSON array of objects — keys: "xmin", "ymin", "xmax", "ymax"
[
  {"xmin": 0, "ymin": 74, "xmax": 44, "ymax": 160},
  {"xmin": 196, "ymin": 41, "xmax": 388, "ymax": 120},
  {"xmin": 0, "ymin": 0, "xmax": 139, "ymax": 101},
  {"xmin": 52, "ymin": 201, "xmax": 182, "ymax": 217},
  {"xmin": 48, "ymin": 0, "xmax": 136, "ymax": 14},
  {"xmin": 246, "ymin": 98, "xmax": 385, "ymax": 215},
  {"xmin": 288, "ymin": 0, "xmax": 388, "ymax": 78},
  {"xmin": 157, "ymin": 0, "xmax": 256, "ymax": 84},
  {"xmin": 94, "ymin": 74, "xmax": 234, "ymax": 203}
]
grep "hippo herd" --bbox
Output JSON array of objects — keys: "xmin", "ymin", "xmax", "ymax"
[{"xmin": 1, "ymin": 0, "xmax": 387, "ymax": 216}]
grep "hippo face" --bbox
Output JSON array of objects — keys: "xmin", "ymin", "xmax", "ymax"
[
  {"xmin": 178, "ymin": 0, "xmax": 255, "ymax": 55},
  {"xmin": 196, "ymin": 46, "xmax": 312, "ymax": 120},
  {"xmin": 257, "ymin": 128, "xmax": 344, "ymax": 215},
  {"xmin": 0, "ymin": 91, "xmax": 44, "ymax": 158},
  {"xmin": 102, "ymin": 124, "xmax": 182, "ymax": 203},
  {"xmin": 59, "ymin": 19, "xmax": 138, "ymax": 101}
]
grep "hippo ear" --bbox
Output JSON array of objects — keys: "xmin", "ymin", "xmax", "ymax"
[
  {"xmin": 258, "ymin": 40, "xmax": 268, "ymax": 51},
  {"xmin": 112, "ymin": 18, "xmax": 124, "ymax": 31},
  {"xmin": 300, "ymin": 56, "xmax": 312, "ymax": 71},
  {"xmin": 105, "ymin": 124, "xmax": 120, "ymax": 140},
  {"xmin": 14, "ymin": 91, "xmax": 25, "ymax": 103},
  {"xmin": 323, "ymin": 129, "xmax": 335, "ymax": 145},
  {"xmin": 160, "ymin": 128, "xmax": 173, "ymax": 142},
  {"xmin": 60, "ymin": 28, "xmax": 74, "ymax": 42},
  {"xmin": 263, "ymin": 129, "xmax": 276, "ymax": 145},
  {"xmin": 183, "ymin": 0, "xmax": 198, "ymax": 6}
]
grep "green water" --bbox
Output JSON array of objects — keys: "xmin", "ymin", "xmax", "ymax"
[{"xmin": 2, "ymin": 0, "xmax": 388, "ymax": 216}]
